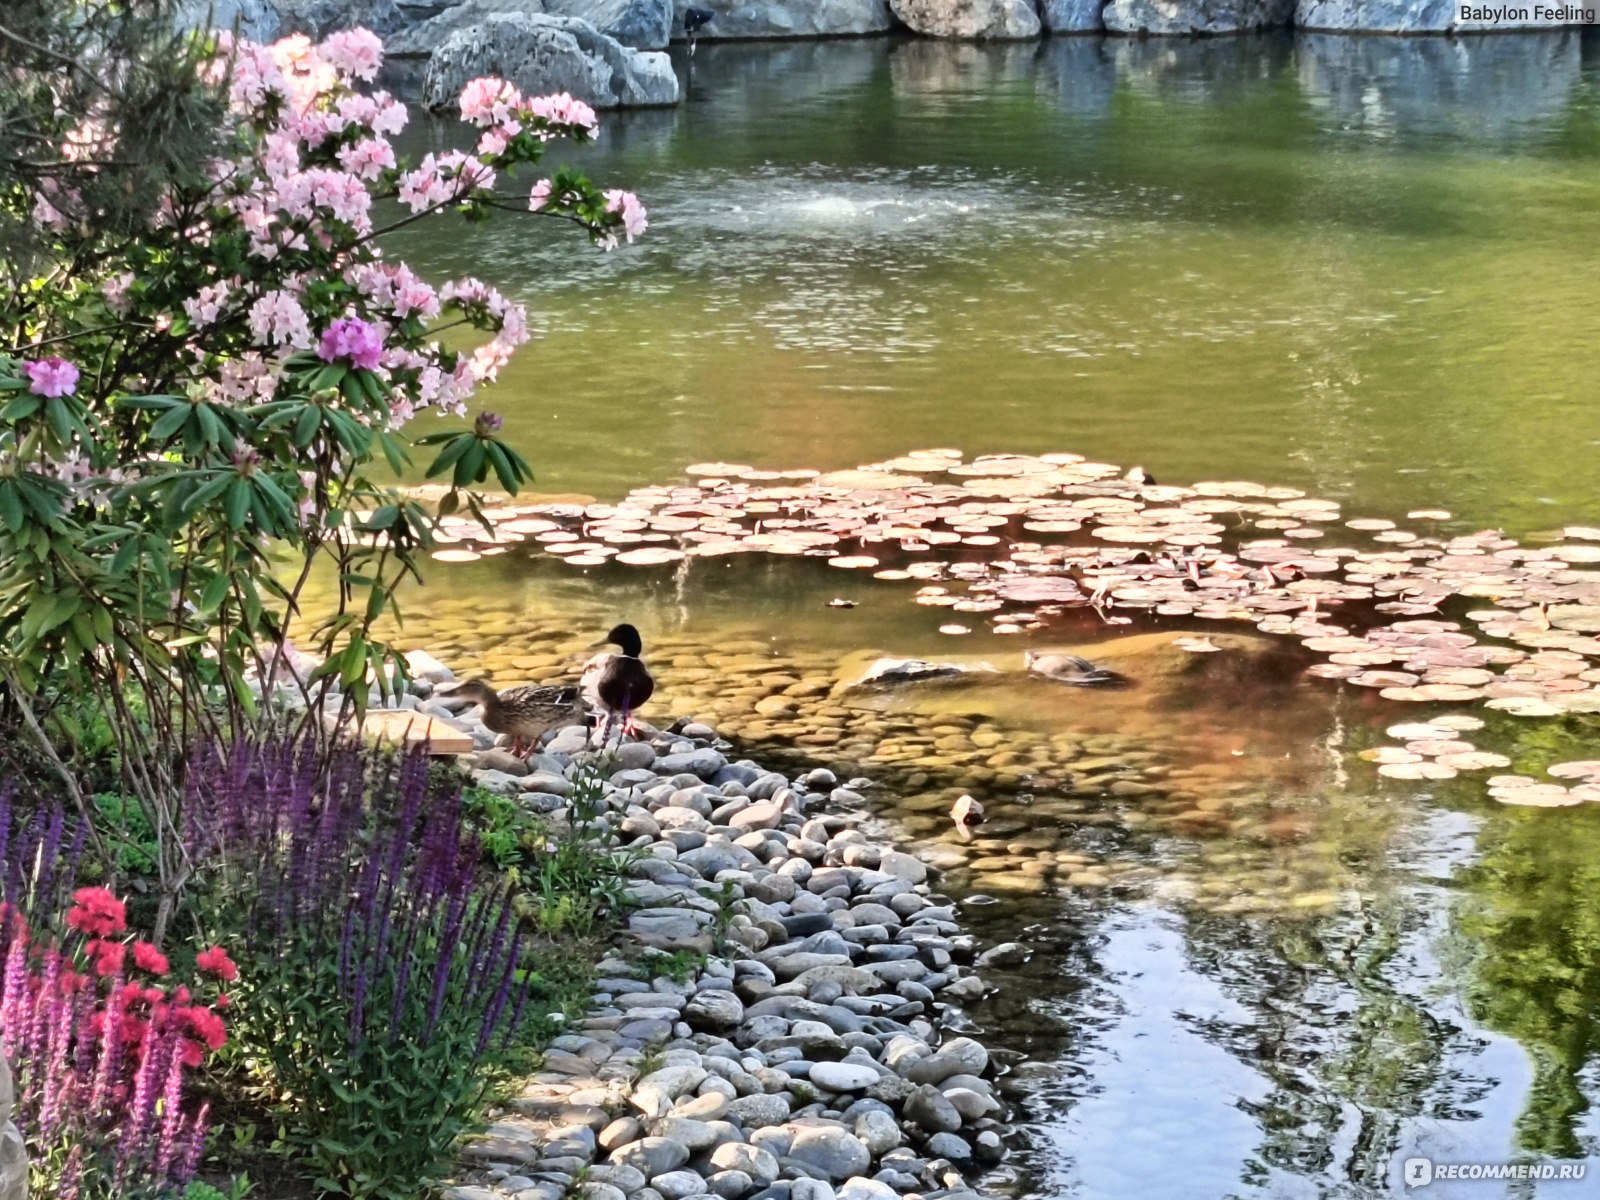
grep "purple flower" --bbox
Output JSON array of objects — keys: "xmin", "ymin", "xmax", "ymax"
[
  {"xmin": 316, "ymin": 316, "xmax": 384, "ymax": 370},
  {"xmin": 474, "ymin": 410, "xmax": 503, "ymax": 436},
  {"xmin": 23, "ymin": 356, "xmax": 79, "ymax": 398}
]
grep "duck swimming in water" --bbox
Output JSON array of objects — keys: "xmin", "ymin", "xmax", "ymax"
[
  {"xmin": 582, "ymin": 623, "xmax": 655, "ymax": 740},
  {"xmin": 950, "ymin": 794, "xmax": 985, "ymax": 840},
  {"xmin": 442, "ymin": 679, "xmax": 586, "ymax": 757},
  {"xmin": 1023, "ymin": 650, "xmax": 1124, "ymax": 687}
]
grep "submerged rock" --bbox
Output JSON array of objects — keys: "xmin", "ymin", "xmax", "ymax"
[{"xmin": 844, "ymin": 657, "xmax": 1000, "ymax": 690}]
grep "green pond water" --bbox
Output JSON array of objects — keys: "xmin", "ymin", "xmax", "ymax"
[{"xmin": 378, "ymin": 30, "xmax": 1600, "ymax": 1199}]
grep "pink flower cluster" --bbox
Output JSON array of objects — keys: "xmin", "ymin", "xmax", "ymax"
[
  {"xmin": 24, "ymin": 356, "xmax": 80, "ymax": 398},
  {"xmin": 318, "ymin": 316, "xmax": 385, "ymax": 370},
  {"xmin": 604, "ymin": 190, "xmax": 649, "ymax": 245}
]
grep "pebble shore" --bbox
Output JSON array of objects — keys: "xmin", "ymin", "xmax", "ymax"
[{"xmin": 392, "ymin": 652, "xmax": 1014, "ymax": 1200}]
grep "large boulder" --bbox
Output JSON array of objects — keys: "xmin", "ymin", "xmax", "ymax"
[
  {"xmin": 391, "ymin": 0, "xmax": 546, "ymax": 54},
  {"xmin": 422, "ymin": 13, "xmax": 679, "ymax": 109},
  {"xmin": 1101, "ymin": 0, "xmax": 1292, "ymax": 33},
  {"xmin": 174, "ymin": 0, "xmax": 282, "ymax": 39},
  {"xmin": 274, "ymin": 0, "xmax": 408, "ymax": 37},
  {"xmin": 1296, "ymin": 0, "xmax": 1573, "ymax": 28},
  {"xmin": 1041, "ymin": 0, "xmax": 1106, "ymax": 27},
  {"xmin": 1, "ymin": 1046, "xmax": 24, "ymax": 1200},
  {"xmin": 889, "ymin": 0, "xmax": 1042, "ymax": 38},
  {"xmin": 548, "ymin": 0, "xmax": 674, "ymax": 48},
  {"xmin": 669, "ymin": 0, "xmax": 894, "ymax": 40}
]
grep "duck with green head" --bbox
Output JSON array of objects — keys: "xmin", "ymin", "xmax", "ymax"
[{"xmin": 582, "ymin": 622, "xmax": 654, "ymax": 740}]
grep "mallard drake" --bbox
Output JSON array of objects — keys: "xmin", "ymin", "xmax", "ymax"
[
  {"xmin": 442, "ymin": 679, "xmax": 586, "ymax": 757},
  {"xmin": 581, "ymin": 623, "xmax": 654, "ymax": 739},
  {"xmin": 1023, "ymin": 650, "xmax": 1124, "ymax": 687}
]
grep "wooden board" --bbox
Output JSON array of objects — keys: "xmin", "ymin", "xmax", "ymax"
[{"xmin": 334, "ymin": 710, "xmax": 475, "ymax": 755}]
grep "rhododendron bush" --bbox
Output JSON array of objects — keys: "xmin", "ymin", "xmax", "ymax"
[{"xmin": 0, "ymin": 26, "xmax": 646, "ymax": 932}]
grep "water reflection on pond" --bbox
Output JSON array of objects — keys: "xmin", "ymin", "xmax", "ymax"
[{"xmin": 373, "ymin": 28, "xmax": 1600, "ymax": 1198}]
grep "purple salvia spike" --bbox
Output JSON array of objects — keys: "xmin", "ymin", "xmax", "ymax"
[
  {"xmin": 154, "ymin": 1038, "xmax": 187, "ymax": 1179},
  {"xmin": 175, "ymin": 1102, "xmax": 211, "ymax": 1186},
  {"xmin": 88, "ymin": 970, "xmax": 123, "ymax": 1116},
  {"xmin": 477, "ymin": 928, "xmax": 522, "ymax": 1057}
]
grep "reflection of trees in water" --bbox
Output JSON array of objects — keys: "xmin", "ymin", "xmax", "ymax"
[
  {"xmin": 1182, "ymin": 891, "xmax": 1491, "ymax": 1192},
  {"xmin": 1453, "ymin": 721, "xmax": 1600, "ymax": 1158}
]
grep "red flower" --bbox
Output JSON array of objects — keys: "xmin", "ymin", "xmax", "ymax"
[
  {"xmin": 65, "ymin": 887, "xmax": 126, "ymax": 937},
  {"xmin": 180, "ymin": 1039, "xmax": 205, "ymax": 1068},
  {"xmin": 132, "ymin": 941, "xmax": 169, "ymax": 976},
  {"xmin": 57, "ymin": 968, "xmax": 88, "ymax": 995},
  {"xmin": 215, "ymin": 992, "xmax": 231, "ymax": 1009},
  {"xmin": 178, "ymin": 1003, "xmax": 227, "ymax": 1052},
  {"xmin": 195, "ymin": 945, "xmax": 238, "ymax": 982},
  {"xmin": 89, "ymin": 939, "xmax": 126, "ymax": 977}
]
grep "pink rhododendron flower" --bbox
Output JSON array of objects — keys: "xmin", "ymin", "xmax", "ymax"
[
  {"xmin": 478, "ymin": 121, "xmax": 520, "ymax": 158},
  {"xmin": 102, "ymin": 271, "xmax": 135, "ymax": 314},
  {"xmin": 335, "ymin": 137, "xmax": 396, "ymax": 182},
  {"xmin": 604, "ymin": 189, "xmax": 648, "ymax": 244},
  {"xmin": 183, "ymin": 281, "xmax": 232, "ymax": 329},
  {"xmin": 459, "ymin": 77, "xmax": 522, "ymax": 126},
  {"xmin": 24, "ymin": 356, "xmax": 80, "ymax": 398},
  {"xmin": 317, "ymin": 316, "xmax": 384, "ymax": 369},
  {"xmin": 247, "ymin": 289, "xmax": 313, "ymax": 349},
  {"xmin": 525, "ymin": 92, "xmax": 598, "ymax": 135},
  {"xmin": 319, "ymin": 27, "xmax": 383, "ymax": 81},
  {"xmin": 528, "ymin": 178, "xmax": 553, "ymax": 209}
]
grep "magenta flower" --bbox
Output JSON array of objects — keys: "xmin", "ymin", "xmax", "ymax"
[
  {"xmin": 23, "ymin": 356, "xmax": 80, "ymax": 398},
  {"xmin": 317, "ymin": 317, "xmax": 384, "ymax": 370}
]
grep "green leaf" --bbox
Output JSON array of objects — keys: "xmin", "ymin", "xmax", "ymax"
[
  {"xmin": 225, "ymin": 478, "xmax": 250, "ymax": 529},
  {"xmin": 150, "ymin": 403, "xmax": 191, "ymax": 442}
]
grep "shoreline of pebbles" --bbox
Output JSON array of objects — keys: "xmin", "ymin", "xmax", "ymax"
[{"xmin": 394, "ymin": 650, "xmax": 1015, "ymax": 1200}]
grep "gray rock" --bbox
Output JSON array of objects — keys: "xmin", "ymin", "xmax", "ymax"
[
  {"xmin": 903, "ymin": 1084, "xmax": 962, "ymax": 1135},
  {"xmin": 685, "ymin": 989, "xmax": 745, "ymax": 1030},
  {"xmin": 669, "ymin": 0, "xmax": 892, "ymax": 39},
  {"xmin": 654, "ymin": 1118, "xmax": 720, "ymax": 1152},
  {"xmin": 708, "ymin": 1142, "xmax": 781, "ymax": 1185},
  {"xmin": 175, "ymin": 0, "xmax": 282, "ymax": 39},
  {"xmin": 906, "ymin": 1037, "xmax": 987, "ymax": 1084},
  {"xmin": 599, "ymin": 1115, "xmax": 643, "ymax": 1150},
  {"xmin": 806, "ymin": 1062, "xmax": 880, "ymax": 1092},
  {"xmin": 657, "ymin": 747, "xmax": 727, "ymax": 778},
  {"xmin": 1101, "ymin": 0, "xmax": 1292, "ymax": 33},
  {"xmin": 727, "ymin": 1092, "xmax": 793, "ymax": 1128},
  {"xmin": 421, "ymin": 13, "xmax": 678, "ymax": 112},
  {"xmin": 847, "ymin": 657, "xmax": 999, "ymax": 688},
  {"xmin": 834, "ymin": 1181, "xmax": 894, "ymax": 1200},
  {"xmin": 548, "ymin": 0, "xmax": 673, "ymax": 47},
  {"xmin": 924, "ymin": 1131, "xmax": 973, "ymax": 1160},
  {"xmin": 874, "ymin": 850, "xmax": 926, "ymax": 884},
  {"xmin": 652, "ymin": 1168, "xmax": 711, "ymax": 1198},
  {"xmin": 608, "ymin": 1136, "xmax": 691, "ymax": 1177},
  {"xmin": 706, "ymin": 1169, "xmax": 756, "ymax": 1199},
  {"xmin": 851, "ymin": 1108, "xmax": 902, "ymax": 1155},
  {"xmin": 276, "ymin": 0, "xmax": 405, "ymax": 37},
  {"xmin": 629, "ymin": 908, "xmax": 715, "ymax": 954},
  {"xmin": 1297, "ymin": 0, "xmax": 1570, "ymax": 28},
  {"xmin": 784, "ymin": 1125, "xmax": 871, "ymax": 1181},
  {"xmin": 1041, "ymin": 0, "xmax": 1105, "ymax": 28}
]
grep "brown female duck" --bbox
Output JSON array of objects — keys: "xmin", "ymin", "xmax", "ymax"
[{"xmin": 443, "ymin": 679, "xmax": 586, "ymax": 757}]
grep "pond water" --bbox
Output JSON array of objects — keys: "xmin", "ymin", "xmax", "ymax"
[{"xmin": 378, "ymin": 30, "xmax": 1600, "ymax": 1199}]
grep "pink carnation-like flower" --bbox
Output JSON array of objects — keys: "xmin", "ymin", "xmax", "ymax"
[
  {"xmin": 319, "ymin": 27, "xmax": 383, "ymax": 81},
  {"xmin": 318, "ymin": 316, "xmax": 384, "ymax": 370},
  {"xmin": 24, "ymin": 356, "xmax": 80, "ymax": 398},
  {"xmin": 604, "ymin": 189, "xmax": 648, "ymax": 244},
  {"xmin": 459, "ymin": 77, "xmax": 522, "ymax": 127},
  {"xmin": 528, "ymin": 178, "xmax": 553, "ymax": 210}
]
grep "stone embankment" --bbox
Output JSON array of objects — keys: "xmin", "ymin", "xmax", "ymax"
[{"xmin": 390, "ymin": 650, "xmax": 1016, "ymax": 1200}]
